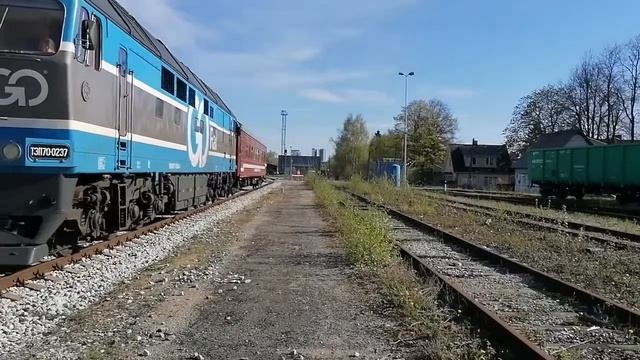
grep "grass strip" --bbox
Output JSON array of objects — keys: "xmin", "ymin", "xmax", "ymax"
[
  {"xmin": 345, "ymin": 177, "xmax": 640, "ymax": 311},
  {"xmin": 307, "ymin": 176, "xmax": 495, "ymax": 359}
]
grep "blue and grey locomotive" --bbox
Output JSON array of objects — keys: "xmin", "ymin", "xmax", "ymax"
[{"xmin": 0, "ymin": 0, "xmax": 240, "ymax": 265}]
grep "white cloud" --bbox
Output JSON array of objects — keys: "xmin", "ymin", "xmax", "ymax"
[
  {"xmin": 116, "ymin": 0, "xmax": 414, "ymax": 94},
  {"xmin": 118, "ymin": 0, "xmax": 217, "ymax": 52},
  {"xmin": 298, "ymin": 88, "xmax": 393, "ymax": 104},
  {"xmin": 299, "ymin": 89, "xmax": 345, "ymax": 103}
]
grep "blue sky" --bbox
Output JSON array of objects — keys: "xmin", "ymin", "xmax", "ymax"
[{"xmin": 120, "ymin": 0, "xmax": 640, "ymax": 156}]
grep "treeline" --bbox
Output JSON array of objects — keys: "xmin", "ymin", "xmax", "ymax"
[
  {"xmin": 331, "ymin": 99, "xmax": 458, "ymax": 182},
  {"xmin": 505, "ymin": 35, "xmax": 640, "ymax": 157}
]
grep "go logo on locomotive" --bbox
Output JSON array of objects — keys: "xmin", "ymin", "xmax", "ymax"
[
  {"xmin": 187, "ymin": 98, "xmax": 210, "ymax": 168},
  {"xmin": 0, "ymin": 68, "xmax": 49, "ymax": 107}
]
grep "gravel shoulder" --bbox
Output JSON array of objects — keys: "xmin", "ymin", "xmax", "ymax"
[{"xmin": 20, "ymin": 182, "xmax": 418, "ymax": 359}]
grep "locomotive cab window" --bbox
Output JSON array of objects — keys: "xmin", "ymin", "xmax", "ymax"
[
  {"xmin": 161, "ymin": 67, "xmax": 175, "ymax": 95},
  {"xmin": 188, "ymin": 88, "xmax": 196, "ymax": 107},
  {"xmin": 75, "ymin": 7, "xmax": 89, "ymax": 60},
  {"xmin": 0, "ymin": 1, "xmax": 64, "ymax": 56},
  {"xmin": 118, "ymin": 48, "xmax": 128, "ymax": 77},
  {"xmin": 90, "ymin": 15, "xmax": 102, "ymax": 70},
  {"xmin": 176, "ymin": 78, "xmax": 187, "ymax": 102}
]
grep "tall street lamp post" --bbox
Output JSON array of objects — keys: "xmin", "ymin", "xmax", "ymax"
[{"xmin": 398, "ymin": 71, "xmax": 414, "ymax": 185}]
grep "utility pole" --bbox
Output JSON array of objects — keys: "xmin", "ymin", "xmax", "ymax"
[
  {"xmin": 280, "ymin": 110, "xmax": 288, "ymax": 155},
  {"xmin": 398, "ymin": 72, "xmax": 414, "ymax": 185}
]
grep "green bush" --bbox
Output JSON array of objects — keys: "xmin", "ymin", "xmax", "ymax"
[
  {"xmin": 307, "ymin": 175, "xmax": 492, "ymax": 359},
  {"xmin": 307, "ymin": 175, "xmax": 393, "ymax": 269}
]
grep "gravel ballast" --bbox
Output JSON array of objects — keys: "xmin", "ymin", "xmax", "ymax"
[
  {"xmin": 390, "ymin": 216, "xmax": 640, "ymax": 359},
  {"xmin": 0, "ymin": 183, "xmax": 278, "ymax": 359}
]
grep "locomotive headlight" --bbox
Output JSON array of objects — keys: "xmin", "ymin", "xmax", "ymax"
[{"xmin": 2, "ymin": 143, "xmax": 21, "ymax": 161}]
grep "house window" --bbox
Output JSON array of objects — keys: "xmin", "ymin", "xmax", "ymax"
[
  {"xmin": 161, "ymin": 67, "xmax": 175, "ymax": 95},
  {"xmin": 188, "ymin": 88, "xmax": 196, "ymax": 107},
  {"xmin": 472, "ymin": 157, "xmax": 476, "ymax": 166},
  {"xmin": 176, "ymin": 78, "xmax": 187, "ymax": 101},
  {"xmin": 204, "ymin": 99, "xmax": 210, "ymax": 116}
]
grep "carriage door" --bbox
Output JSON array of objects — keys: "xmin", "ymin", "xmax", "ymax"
[{"xmin": 116, "ymin": 47, "xmax": 133, "ymax": 169}]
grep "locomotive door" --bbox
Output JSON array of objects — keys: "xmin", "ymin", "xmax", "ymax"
[{"xmin": 116, "ymin": 47, "xmax": 133, "ymax": 169}]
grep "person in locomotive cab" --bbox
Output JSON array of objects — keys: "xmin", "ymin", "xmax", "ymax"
[{"xmin": 38, "ymin": 38, "xmax": 56, "ymax": 54}]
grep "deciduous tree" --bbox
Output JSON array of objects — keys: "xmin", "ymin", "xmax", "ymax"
[
  {"xmin": 266, "ymin": 151, "xmax": 278, "ymax": 165},
  {"xmin": 332, "ymin": 114, "xmax": 370, "ymax": 179},
  {"xmin": 391, "ymin": 99, "xmax": 458, "ymax": 180}
]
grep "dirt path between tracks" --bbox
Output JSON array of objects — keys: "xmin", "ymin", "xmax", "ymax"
[{"xmin": 23, "ymin": 182, "xmax": 420, "ymax": 360}]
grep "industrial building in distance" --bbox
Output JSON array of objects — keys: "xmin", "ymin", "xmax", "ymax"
[{"xmin": 278, "ymin": 148, "xmax": 325, "ymax": 176}]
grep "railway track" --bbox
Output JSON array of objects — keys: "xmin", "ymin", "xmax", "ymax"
[
  {"xmin": 432, "ymin": 196, "xmax": 640, "ymax": 250},
  {"xmin": 0, "ymin": 183, "xmax": 270, "ymax": 295},
  {"xmin": 349, "ymin": 191, "xmax": 640, "ymax": 359},
  {"xmin": 425, "ymin": 188, "xmax": 640, "ymax": 222}
]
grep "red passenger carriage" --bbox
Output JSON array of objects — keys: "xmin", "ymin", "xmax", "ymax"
[{"xmin": 236, "ymin": 126, "xmax": 267, "ymax": 188}]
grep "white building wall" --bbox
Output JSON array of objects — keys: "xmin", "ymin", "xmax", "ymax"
[{"xmin": 514, "ymin": 169, "xmax": 539, "ymax": 193}]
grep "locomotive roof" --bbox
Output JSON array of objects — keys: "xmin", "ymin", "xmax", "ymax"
[{"xmin": 88, "ymin": 0, "xmax": 235, "ymax": 117}]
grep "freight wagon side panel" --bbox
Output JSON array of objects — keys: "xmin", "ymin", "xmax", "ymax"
[
  {"xmin": 604, "ymin": 146, "xmax": 624, "ymax": 185},
  {"xmin": 571, "ymin": 148, "xmax": 588, "ymax": 184},
  {"xmin": 543, "ymin": 150, "xmax": 558, "ymax": 183},
  {"xmin": 528, "ymin": 150, "xmax": 545, "ymax": 183},
  {"xmin": 558, "ymin": 149, "xmax": 571, "ymax": 183},
  {"xmin": 623, "ymin": 144, "xmax": 640, "ymax": 186},
  {"xmin": 586, "ymin": 147, "xmax": 604, "ymax": 185}
]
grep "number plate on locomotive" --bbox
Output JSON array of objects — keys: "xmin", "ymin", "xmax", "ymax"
[{"xmin": 29, "ymin": 144, "xmax": 70, "ymax": 160}]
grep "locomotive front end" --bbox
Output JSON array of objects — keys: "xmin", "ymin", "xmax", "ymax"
[{"xmin": 0, "ymin": 0, "xmax": 78, "ymax": 265}]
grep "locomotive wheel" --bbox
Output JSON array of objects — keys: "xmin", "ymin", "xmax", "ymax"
[
  {"xmin": 571, "ymin": 188, "xmax": 585, "ymax": 200},
  {"xmin": 540, "ymin": 186, "xmax": 553, "ymax": 197},
  {"xmin": 555, "ymin": 187, "xmax": 568, "ymax": 200}
]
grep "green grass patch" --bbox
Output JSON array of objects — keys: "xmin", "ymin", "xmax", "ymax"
[
  {"xmin": 343, "ymin": 177, "xmax": 640, "ymax": 312},
  {"xmin": 307, "ymin": 175, "xmax": 493, "ymax": 359},
  {"xmin": 308, "ymin": 175, "xmax": 393, "ymax": 270}
]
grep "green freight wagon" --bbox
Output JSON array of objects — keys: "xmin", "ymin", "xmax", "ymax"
[{"xmin": 528, "ymin": 143, "xmax": 640, "ymax": 201}]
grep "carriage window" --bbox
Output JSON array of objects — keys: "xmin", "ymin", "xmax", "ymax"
[
  {"xmin": 0, "ymin": 1, "xmax": 65, "ymax": 55},
  {"xmin": 161, "ymin": 67, "xmax": 175, "ymax": 95},
  {"xmin": 176, "ymin": 78, "xmax": 187, "ymax": 102},
  {"xmin": 188, "ymin": 88, "xmax": 196, "ymax": 107}
]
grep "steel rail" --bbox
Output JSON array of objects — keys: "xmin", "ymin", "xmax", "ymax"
[
  {"xmin": 398, "ymin": 245, "xmax": 553, "ymax": 360},
  {"xmin": 426, "ymin": 189, "xmax": 640, "ymax": 222},
  {"xmin": 424, "ymin": 191, "xmax": 640, "ymax": 243},
  {"xmin": 441, "ymin": 200, "xmax": 640, "ymax": 250},
  {"xmin": 348, "ymin": 191, "xmax": 640, "ymax": 328},
  {"xmin": 0, "ymin": 183, "xmax": 271, "ymax": 293}
]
